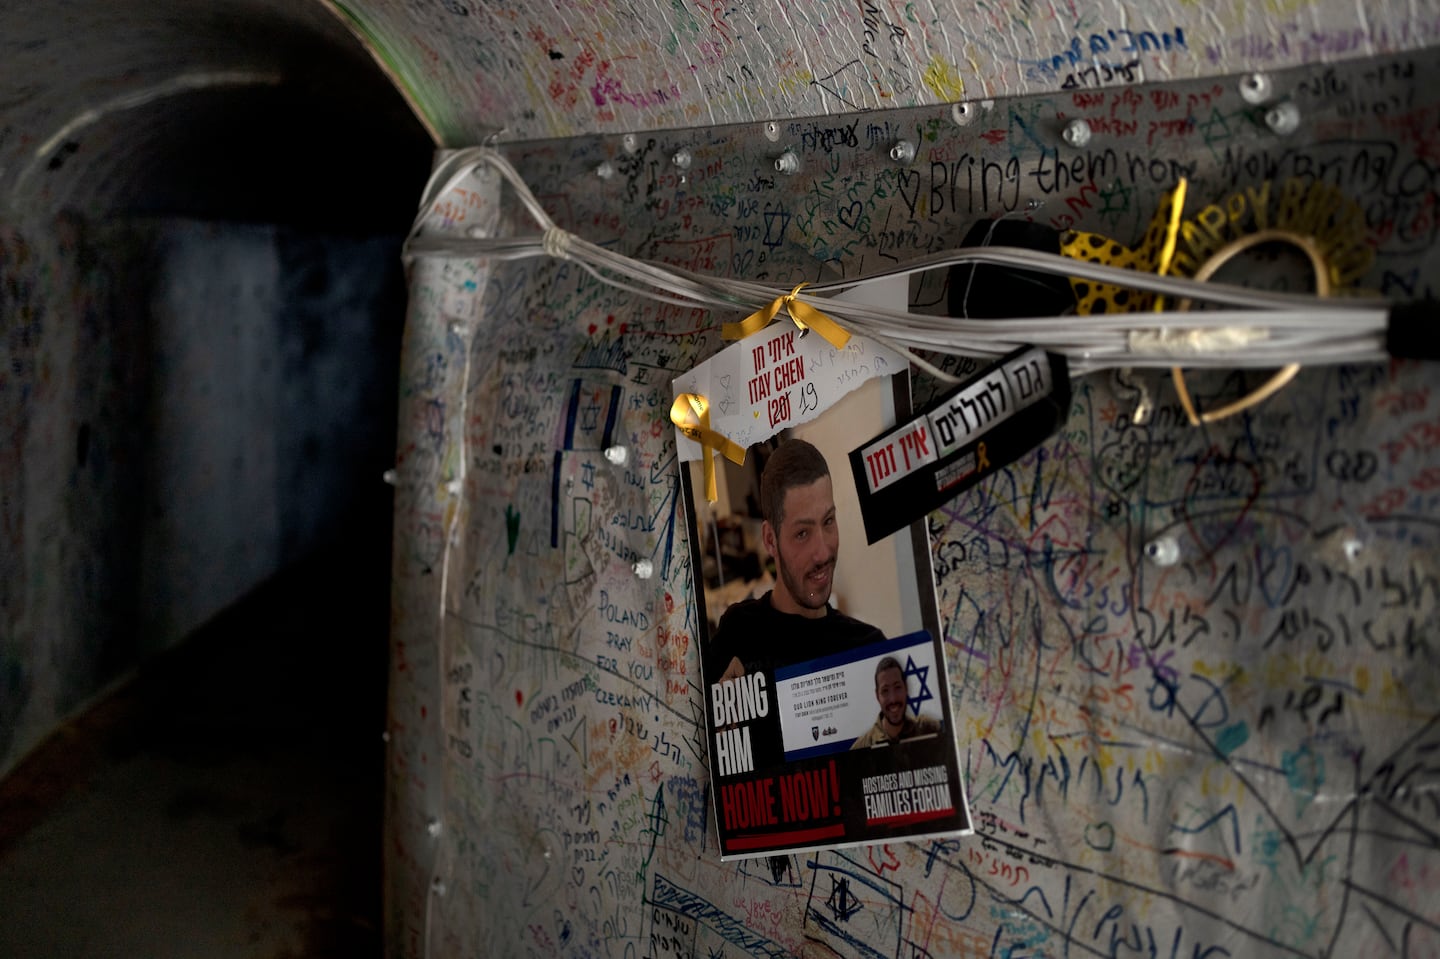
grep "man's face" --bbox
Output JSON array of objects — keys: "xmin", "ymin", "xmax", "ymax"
[
  {"xmin": 876, "ymin": 666, "xmax": 908, "ymax": 728},
  {"xmin": 764, "ymin": 475, "xmax": 839, "ymax": 618}
]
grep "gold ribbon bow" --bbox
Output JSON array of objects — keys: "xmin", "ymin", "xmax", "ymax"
[
  {"xmin": 723, "ymin": 283, "xmax": 851, "ymax": 351},
  {"xmin": 670, "ymin": 393, "xmax": 747, "ymax": 502}
]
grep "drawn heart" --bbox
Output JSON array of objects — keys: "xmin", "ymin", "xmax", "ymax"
[
  {"xmin": 867, "ymin": 844, "xmax": 901, "ymax": 876},
  {"xmin": 838, "ymin": 200, "xmax": 864, "ymax": 229},
  {"xmin": 1084, "ymin": 821, "xmax": 1115, "ymax": 851},
  {"xmin": 719, "ymin": 374, "xmax": 732, "ymax": 395},
  {"xmin": 896, "ymin": 169, "xmax": 921, "ymax": 216},
  {"xmin": 1255, "ymin": 543, "xmax": 1294, "ymax": 607}
]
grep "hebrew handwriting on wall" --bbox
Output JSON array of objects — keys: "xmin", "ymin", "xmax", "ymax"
[
  {"xmin": 335, "ymin": 0, "xmax": 1440, "ymax": 144},
  {"xmin": 386, "ymin": 51, "xmax": 1440, "ymax": 958}
]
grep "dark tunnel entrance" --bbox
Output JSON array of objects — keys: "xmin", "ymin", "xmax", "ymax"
[{"xmin": 0, "ymin": 3, "xmax": 434, "ymax": 953}]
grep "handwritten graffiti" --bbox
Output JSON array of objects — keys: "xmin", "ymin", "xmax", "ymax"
[{"xmin": 384, "ymin": 49, "xmax": 1440, "ymax": 959}]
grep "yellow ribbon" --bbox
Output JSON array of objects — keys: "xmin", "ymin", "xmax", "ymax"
[
  {"xmin": 975, "ymin": 441, "xmax": 991, "ymax": 472},
  {"xmin": 670, "ymin": 393, "xmax": 747, "ymax": 502},
  {"xmin": 1152, "ymin": 178, "xmax": 1187, "ymax": 287},
  {"xmin": 723, "ymin": 283, "xmax": 851, "ymax": 351},
  {"xmin": 1060, "ymin": 178, "xmax": 1188, "ymax": 316}
]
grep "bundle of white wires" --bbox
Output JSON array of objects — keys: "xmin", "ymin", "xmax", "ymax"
[{"xmin": 403, "ymin": 146, "xmax": 1390, "ymax": 379}]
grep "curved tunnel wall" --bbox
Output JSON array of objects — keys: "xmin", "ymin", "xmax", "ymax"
[
  {"xmin": 0, "ymin": 1, "xmax": 433, "ymax": 773},
  {"xmin": 367, "ymin": 2, "xmax": 1440, "ymax": 959},
  {"xmin": 4, "ymin": 2, "xmax": 1440, "ymax": 958}
]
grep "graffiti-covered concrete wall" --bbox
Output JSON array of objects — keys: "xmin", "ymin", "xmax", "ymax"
[
  {"xmin": 334, "ymin": 0, "xmax": 1440, "ymax": 144},
  {"xmin": 4, "ymin": 0, "xmax": 1439, "ymax": 954},
  {"xmin": 387, "ymin": 39, "xmax": 1440, "ymax": 959}
]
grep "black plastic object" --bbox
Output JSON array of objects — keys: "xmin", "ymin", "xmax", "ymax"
[
  {"xmin": 1386, "ymin": 299, "xmax": 1440, "ymax": 360},
  {"xmin": 947, "ymin": 219, "xmax": 1078, "ymax": 318},
  {"xmin": 849, "ymin": 346, "xmax": 1071, "ymax": 544}
]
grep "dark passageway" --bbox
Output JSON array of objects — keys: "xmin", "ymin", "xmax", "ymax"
[
  {"xmin": 0, "ymin": 528, "xmax": 391, "ymax": 957},
  {"xmin": 0, "ymin": 3, "xmax": 433, "ymax": 955}
]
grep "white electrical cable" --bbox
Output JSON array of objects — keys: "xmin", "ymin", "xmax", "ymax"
[{"xmin": 403, "ymin": 146, "xmax": 1393, "ymax": 374}]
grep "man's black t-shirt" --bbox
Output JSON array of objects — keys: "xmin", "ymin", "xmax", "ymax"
[{"xmin": 704, "ymin": 591, "xmax": 884, "ymax": 772}]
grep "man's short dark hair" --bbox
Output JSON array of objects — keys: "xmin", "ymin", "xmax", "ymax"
[
  {"xmin": 760, "ymin": 439, "xmax": 831, "ymax": 529},
  {"xmin": 874, "ymin": 656, "xmax": 903, "ymax": 689}
]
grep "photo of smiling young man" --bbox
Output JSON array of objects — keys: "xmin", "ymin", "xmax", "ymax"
[
  {"xmin": 679, "ymin": 358, "xmax": 974, "ymax": 859},
  {"xmin": 703, "ymin": 438, "xmax": 884, "ymax": 770},
  {"xmin": 850, "ymin": 655, "xmax": 943, "ymax": 749}
]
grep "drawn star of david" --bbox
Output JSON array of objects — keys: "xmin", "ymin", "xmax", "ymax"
[
  {"xmin": 826, "ymin": 875, "xmax": 863, "ymax": 922},
  {"xmin": 1098, "ymin": 178, "xmax": 1134, "ymax": 218},
  {"xmin": 903, "ymin": 655, "xmax": 934, "ymax": 717}
]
